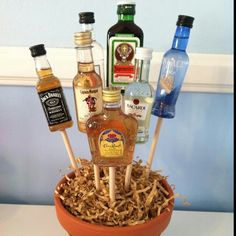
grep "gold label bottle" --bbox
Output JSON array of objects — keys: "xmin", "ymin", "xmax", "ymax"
[
  {"xmin": 86, "ymin": 88, "xmax": 138, "ymax": 167},
  {"xmin": 73, "ymin": 31, "xmax": 103, "ymax": 133},
  {"xmin": 29, "ymin": 44, "xmax": 73, "ymax": 132}
]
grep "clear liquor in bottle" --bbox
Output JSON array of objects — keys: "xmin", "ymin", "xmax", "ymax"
[
  {"xmin": 107, "ymin": 1, "xmax": 144, "ymax": 92},
  {"xmin": 152, "ymin": 15, "xmax": 194, "ymax": 118},
  {"xmin": 86, "ymin": 88, "xmax": 138, "ymax": 167},
  {"xmin": 79, "ymin": 12, "xmax": 105, "ymax": 87},
  {"xmin": 124, "ymin": 47, "xmax": 154, "ymax": 143},
  {"xmin": 29, "ymin": 44, "xmax": 73, "ymax": 132},
  {"xmin": 73, "ymin": 32, "xmax": 103, "ymax": 133}
]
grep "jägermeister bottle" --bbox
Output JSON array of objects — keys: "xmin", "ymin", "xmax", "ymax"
[{"xmin": 107, "ymin": 1, "xmax": 143, "ymax": 93}]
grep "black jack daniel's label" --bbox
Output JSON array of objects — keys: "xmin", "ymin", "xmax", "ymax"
[{"xmin": 38, "ymin": 87, "xmax": 71, "ymax": 126}]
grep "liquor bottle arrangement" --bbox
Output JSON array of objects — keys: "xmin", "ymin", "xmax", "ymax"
[
  {"xmin": 107, "ymin": 0, "xmax": 144, "ymax": 92},
  {"xmin": 86, "ymin": 87, "xmax": 138, "ymax": 167},
  {"xmin": 29, "ymin": 44, "xmax": 73, "ymax": 132},
  {"xmin": 124, "ymin": 47, "xmax": 154, "ymax": 143},
  {"xmin": 79, "ymin": 12, "xmax": 105, "ymax": 86},
  {"xmin": 73, "ymin": 31, "xmax": 103, "ymax": 133},
  {"xmin": 152, "ymin": 15, "xmax": 195, "ymax": 118},
  {"xmin": 29, "ymin": 1, "xmax": 196, "ymax": 215}
]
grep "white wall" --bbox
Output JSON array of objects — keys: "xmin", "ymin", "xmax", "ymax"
[{"xmin": 0, "ymin": 0, "xmax": 233, "ymax": 53}]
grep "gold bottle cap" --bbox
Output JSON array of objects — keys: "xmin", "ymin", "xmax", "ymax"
[
  {"xmin": 103, "ymin": 87, "xmax": 121, "ymax": 102},
  {"xmin": 74, "ymin": 31, "xmax": 92, "ymax": 46}
]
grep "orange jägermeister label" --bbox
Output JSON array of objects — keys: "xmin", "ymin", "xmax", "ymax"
[{"xmin": 99, "ymin": 129, "xmax": 125, "ymax": 158}]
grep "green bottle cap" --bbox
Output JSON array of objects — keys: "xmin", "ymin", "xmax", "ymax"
[{"xmin": 117, "ymin": 1, "xmax": 135, "ymax": 15}]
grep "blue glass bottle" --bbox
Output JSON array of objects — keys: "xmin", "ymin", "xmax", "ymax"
[{"xmin": 152, "ymin": 15, "xmax": 194, "ymax": 118}]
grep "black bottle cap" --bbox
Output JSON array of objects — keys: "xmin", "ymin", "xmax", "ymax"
[
  {"xmin": 177, "ymin": 15, "xmax": 194, "ymax": 28},
  {"xmin": 29, "ymin": 44, "xmax": 46, "ymax": 57},
  {"xmin": 117, "ymin": 1, "xmax": 135, "ymax": 15},
  {"xmin": 79, "ymin": 12, "xmax": 95, "ymax": 24}
]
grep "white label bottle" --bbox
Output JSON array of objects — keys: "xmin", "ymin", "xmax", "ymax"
[{"xmin": 124, "ymin": 47, "xmax": 154, "ymax": 143}]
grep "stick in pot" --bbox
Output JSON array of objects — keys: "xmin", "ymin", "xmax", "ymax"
[
  {"xmin": 93, "ymin": 164, "xmax": 100, "ymax": 190},
  {"xmin": 124, "ymin": 164, "xmax": 133, "ymax": 191},
  {"xmin": 60, "ymin": 130, "xmax": 79, "ymax": 170},
  {"xmin": 146, "ymin": 15, "xmax": 195, "ymax": 177},
  {"xmin": 146, "ymin": 118, "xmax": 163, "ymax": 178},
  {"xmin": 109, "ymin": 167, "xmax": 116, "ymax": 202}
]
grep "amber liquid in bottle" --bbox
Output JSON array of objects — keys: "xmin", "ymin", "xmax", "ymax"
[
  {"xmin": 86, "ymin": 89, "xmax": 138, "ymax": 167},
  {"xmin": 73, "ymin": 62, "xmax": 103, "ymax": 133},
  {"xmin": 36, "ymin": 68, "xmax": 73, "ymax": 132}
]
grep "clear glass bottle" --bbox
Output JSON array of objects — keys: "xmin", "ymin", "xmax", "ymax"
[
  {"xmin": 86, "ymin": 88, "xmax": 138, "ymax": 167},
  {"xmin": 107, "ymin": 1, "xmax": 144, "ymax": 92},
  {"xmin": 29, "ymin": 44, "xmax": 73, "ymax": 132},
  {"xmin": 152, "ymin": 15, "xmax": 195, "ymax": 118},
  {"xmin": 73, "ymin": 31, "xmax": 103, "ymax": 133},
  {"xmin": 124, "ymin": 47, "xmax": 154, "ymax": 143},
  {"xmin": 79, "ymin": 12, "xmax": 105, "ymax": 87}
]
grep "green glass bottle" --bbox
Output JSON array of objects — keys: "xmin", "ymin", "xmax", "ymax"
[{"xmin": 107, "ymin": 1, "xmax": 144, "ymax": 93}]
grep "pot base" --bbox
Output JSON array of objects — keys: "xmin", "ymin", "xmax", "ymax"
[{"xmin": 54, "ymin": 171, "xmax": 174, "ymax": 236}]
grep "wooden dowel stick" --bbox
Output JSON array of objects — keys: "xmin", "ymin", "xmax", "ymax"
[
  {"xmin": 60, "ymin": 130, "xmax": 78, "ymax": 170},
  {"xmin": 146, "ymin": 118, "xmax": 164, "ymax": 177},
  {"xmin": 109, "ymin": 167, "xmax": 116, "ymax": 203},
  {"xmin": 94, "ymin": 164, "xmax": 100, "ymax": 190},
  {"xmin": 124, "ymin": 164, "xmax": 132, "ymax": 191}
]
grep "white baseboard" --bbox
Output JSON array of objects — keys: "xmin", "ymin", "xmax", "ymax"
[{"xmin": 0, "ymin": 47, "xmax": 233, "ymax": 93}]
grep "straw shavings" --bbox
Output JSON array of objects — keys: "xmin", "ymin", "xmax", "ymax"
[{"xmin": 55, "ymin": 159, "xmax": 174, "ymax": 227}]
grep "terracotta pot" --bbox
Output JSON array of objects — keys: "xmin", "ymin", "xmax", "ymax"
[{"xmin": 54, "ymin": 172, "xmax": 174, "ymax": 236}]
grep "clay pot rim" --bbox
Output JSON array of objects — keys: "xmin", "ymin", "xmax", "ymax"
[{"xmin": 54, "ymin": 171, "xmax": 174, "ymax": 231}]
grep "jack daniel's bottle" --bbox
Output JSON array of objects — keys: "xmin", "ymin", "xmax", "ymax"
[{"xmin": 29, "ymin": 44, "xmax": 73, "ymax": 132}]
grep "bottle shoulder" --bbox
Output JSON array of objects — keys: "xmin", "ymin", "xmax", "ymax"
[
  {"xmin": 86, "ymin": 109, "xmax": 138, "ymax": 128},
  {"xmin": 92, "ymin": 41, "xmax": 104, "ymax": 60},
  {"xmin": 124, "ymin": 82, "xmax": 155, "ymax": 97},
  {"xmin": 36, "ymin": 75, "xmax": 61, "ymax": 91},
  {"xmin": 164, "ymin": 48, "xmax": 189, "ymax": 59},
  {"xmin": 73, "ymin": 71, "xmax": 103, "ymax": 87},
  {"xmin": 92, "ymin": 40, "xmax": 103, "ymax": 51},
  {"xmin": 108, "ymin": 21, "xmax": 143, "ymax": 38}
]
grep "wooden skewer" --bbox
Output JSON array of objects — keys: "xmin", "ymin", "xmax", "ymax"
[
  {"xmin": 60, "ymin": 130, "xmax": 78, "ymax": 170},
  {"xmin": 109, "ymin": 167, "xmax": 116, "ymax": 203},
  {"xmin": 94, "ymin": 164, "xmax": 100, "ymax": 190},
  {"xmin": 146, "ymin": 117, "xmax": 164, "ymax": 178},
  {"xmin": 124, "ymin": 164, "xmax": 132, "ymax": 191}
]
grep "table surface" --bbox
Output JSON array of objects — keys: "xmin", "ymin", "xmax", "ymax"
[{"xmin": 0, "ymin": 204, "xmax": 233, "ymax": 236}]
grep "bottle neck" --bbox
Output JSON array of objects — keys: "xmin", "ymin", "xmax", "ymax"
[
  {"xmin": 118, "ymin": 14, "xmax": 134, "ymax": 22},
  {"xmin": 134, "ymin": 59, "xmax": 151, "ymax": 82},
  {"xmin": 171, "ymin": 26, "xmax": 191, "ymax": 51},
  {"xmin": 81, "ymin": 23, "xmax": 95, "ymax": 40},
  {"xmin": 34, "ymin": 55, "xmax": 53, "ymax": 78},
  {"xmin": 103, "ymin": 100, "xmax": 121, "ymax": 110},
  {"xmin": 76, "ymin": 45, "xmax": 94, "ymax": 72}
]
